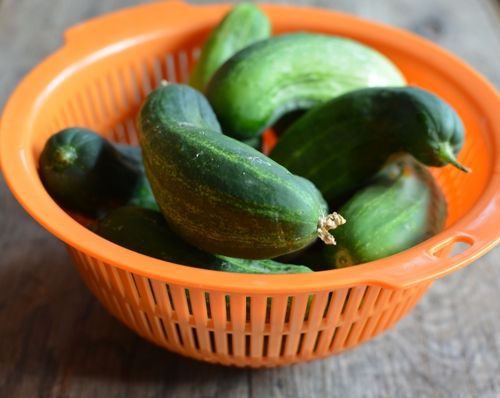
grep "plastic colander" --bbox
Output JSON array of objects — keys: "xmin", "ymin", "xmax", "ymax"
[{"xmin": 1, "ymin": 1, "xmax": 499, "ymax": 367}]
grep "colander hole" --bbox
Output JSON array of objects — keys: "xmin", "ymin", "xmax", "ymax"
[
  {"xmin": 125, "ymin": 117, "xmax": 138, "ymax": 144},
  {"xmin": 112, "ymin": 123, "xmax": 127, "ymax": 144},
  {"xmin": 175, "ymin": 323, "xmax": 184, "ymax": 346},
  {"xmin": 245, "ymin": 335, "xmax": 251, "ymax": 357},
  {"xmin": 205, "ymin": 293, "xmax": 212, "ymax": 319},
  {"xmin": 158, "ymin": 318, "xmax": 169, "ymax": 342},
  {"xmin": 358, "ymin": 286, "xmax": 382, "ymax": 316},
  {"xmin": 140, "ymin": 61, "xmax": 153, "ymax": 97},
  {"xmin": 192, "ymin": 47, "xmax": 201, "ymax": 61},
  {"xmin": 178, "ymin": 51, "xmax": 190, "ymax": 83},
  {"xmin": 313, "ymin": 330, "xmax": 323, "ymax": 353},
  {"xmin": 227, "ymin": 333, "xmax": 234, "ymax": 356},
  {"xmin": 146, "ymin": 279, "xmax": 157, "ymax": 306},
  {"xmin": 191, "ymin": 327, "xmax": 200, "ymax": 351},
  {"xmin": 322, "ymin": 292, "xmax": 334, "ymax": 319},
  {"xmin": 127, "ymin": 64, "xmax": 142, "ymax": 105},
  {"xmin": 279, "ymin": 335, "xmax": 287, "ymax": 357},
  {"xmin": 152, "ymin": 56, "xmax": 164, "ymax": 88},
  {"xmin": 117, "ymin": 67, "xmax": 132, "ymax": 110},
  {"xmin": 130, "ymin": 274, "xmax": 141, "ymax": 299},
  {"xmin": 75, "ymin": 91, "xmax": 93, "ymax": 127},
  {"xmin": 343, "ymin": 321, "xmax": 359, "ymax": 348},
  {"xmin": 340, "ymin": 288, "xmax": 353, "ymax": 316},
  {"xmin": 104, "ymin": 71, "xmax": 122, "ymax": 116},
  {"xmin": 184, "ymin": 289, "xmax": 193, "ymax": 315},
  {"xmin": 245, "ymin": 297, "xmax": 251, "ymax": 322},
  {"xmin": 84, "ymin": 84, "xmax": 102, "ymax": 126},
  {"xmin": 165, "ymin": 285, "xmax": 175, "ymax": 311},
  {"xmin": 225, "ymin": 295, "xmax": 231, "ymax": 322},
  {"xmin": 141, "ymin": 311, "xmax": 154, "ymax": 335},
  {"xmin": 94, "ymin": 77, "xmax": 112, "ymax": 121},
  {"xmin": 296, "ymin": 333, "xmax": 306, "ymax": 356},
  {"xmin": 328, "ymin": 328, "xmax": 338, "ymax": 350},
  {"xmin": 165, "ymin": 54, "xmax": 177, "ymax": 83},
  {"xmin": 262, "ymin": 335, "xmax": 269, "ymax": 357},
  {"xmin": 265, "ymin": 297, "xmax": 272, "ymax": 323},
  {"xmin": 284, "ymin": 296, "xmax": 293, "ymax": 324}
]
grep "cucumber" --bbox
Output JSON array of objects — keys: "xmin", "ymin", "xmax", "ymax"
[
  {"xmin": 270, "ymin": 86, "xmax": 469, "ymax": 204},
  {"xmin": 190, "ymin": 3, "xmax": 271, "ymax": 92},
  {"xmin": 39, "ymin": 128, "xmax": 158, "ymax": 217},
  {"xmin": 323, "ymin": 156, "xmax": 447, "ymax": 268},
  {"xmin": 138, "ymin": 83, "xmax": 344, "ymax": 259},
  {"xmin": 90, "ymin": 206, "xmax": 312, "ymax": 274},
  {"xmin": 206, "ymin": 33, "xmax": 406, "ymax": 139}
]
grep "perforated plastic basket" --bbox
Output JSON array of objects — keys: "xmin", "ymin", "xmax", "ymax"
[{"xmin": 1, "ymin": 1, "xmax": 499, "ymax": 367}]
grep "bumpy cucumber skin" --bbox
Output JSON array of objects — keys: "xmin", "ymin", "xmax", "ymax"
[
  {"xmin": 190, "ymin": 3, "xmax": 271, "ymax": 92},
  {"xmin": 90, "ymin": 207, "xmax": 312, "ymax": 274},
  {"xmin": 206, "ymin": 33, "xmax": 406, "ymax": 139},
  {"xmin": 270, "ymin": 86, "xmax": 466, "ymax": 204},
  {"xmin": 138, "ymin": 84, "xmax": 329, "ymax": 259},
  {"xmin": 323, "ymin": 156, "xmax": 447, "ymax": 268},
  {"xmin": 39, "ymin": 128, "xmax": 157, "ymax": 217}
]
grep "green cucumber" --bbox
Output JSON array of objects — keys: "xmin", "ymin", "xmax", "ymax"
[
  {"xmin": 39, "ymin": 128, "xmax": 158, "ymax": 217},
  {"xmin": 90, "ymin": 206, "xmax": 312, "ymax": 274},
  {"xmin": 138, "ymin": 83, "xmax": 344, "ymax": 259},
  {"xmin": 206, "ymin": 32, "xmax": 406, "ymax": 139},
  {"xmin": 270, "ymin": 86, "xmax": 469, "ymax": 204},
  {"xmin": 190, "ymin": 3, "xmax": 271, "ymax": 91},
  {"xmin": 323, "ymin": 156, "xmax": 447, "ymax": 268}
]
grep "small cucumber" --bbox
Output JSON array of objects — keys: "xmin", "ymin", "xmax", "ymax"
[
  {"xmin": 190, "ymin": 3, "xmax": 271, "ymax": 91},
  {"xmin": 206, "ymin": 33, "xmax": 405, "ymax": 139},
  {"xmin": 90, "ymin": 206, "xmax": 313, "ymax": 274},
  {"xmin": 39, "ymin": 128, "xmax": 158, "ymax": 217},
  {"xmin": 270, "ymin": 86, "xmax": 469, "ymax": 204},
  {"xmin": 138, "ymin": 83, "xmax": 344, "ymax": 259},
  {"xmin": 323, "ymin": 156, "xmax": 447, "ymax": 268}
]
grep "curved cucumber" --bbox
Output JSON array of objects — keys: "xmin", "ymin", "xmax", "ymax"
[
  {"xmin": 323, "ymin": 156, "xmax": 447, "ymax": 268},
  {"xmin": 206, "ymin": 33, "xmax": 406, "ymax": 139},
  {"xmin": 190, "ymin": 3, "xmax": 271, "ymax": 91},
  {"xmin": 138, "ymin": 84, "xmax": 344, "ymax": 259},
  {"xmin": 90, "ymin": 206, "xmax": 312, "ymax": 274},
  {"xmin": 270, "ymin": 86, "xmax": 469, "ymax": 204},
  {"xmin": 39, "ymin": 128, "xmax": 158, "ymax": 217}
]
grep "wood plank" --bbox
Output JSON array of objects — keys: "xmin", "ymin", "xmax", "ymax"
[{"xmin": 0, "ymin": 0, "xmax": 499, "ymax": 397}]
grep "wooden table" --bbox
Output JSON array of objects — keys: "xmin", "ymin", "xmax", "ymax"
[{"xmin": 1, "ymin": 1, "xmax": 499, "ymax": 397}]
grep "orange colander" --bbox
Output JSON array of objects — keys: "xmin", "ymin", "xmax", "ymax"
[{"xmin": 1, "ymin": 1, "xmax": 499, "ymax": 368}]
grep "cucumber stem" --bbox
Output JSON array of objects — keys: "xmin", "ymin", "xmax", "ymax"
[
  {"xmin": 317, "ymin": 212, "xmax": 346, "ymax": 245},
  {"xmin": 438, "ymin": 143, "xmax": 471, "ymax": 173}
]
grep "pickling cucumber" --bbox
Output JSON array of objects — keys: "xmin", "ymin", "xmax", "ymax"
[
  {"xmin": 138, "ymin": 83, "xmax": 344, "ymax": 259},
  {"xmin": 323, "ymin": 156, "xmax": 447, "ymax": 268},
  {"xmin": 190, "ymin": 2, "xmax": 271, "ymax": 91},
  {"xmin": 270, "ymin": 86, "xmax": 469, "ymax": 204},
  {"xmin": 39, "ymin": 128, "xmax": 158, "ymax": 217},
  {"xmin": 90, "ymin": 206, "xmax": 313, "ymax": 274},
  {"xmin": 206, "ymin": 32, "xmax": 405, "ymax": 139}
]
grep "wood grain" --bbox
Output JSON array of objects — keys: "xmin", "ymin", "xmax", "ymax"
[{"xmin": 1, "ymin": 0, "xmax": 499, "ymax": 397}]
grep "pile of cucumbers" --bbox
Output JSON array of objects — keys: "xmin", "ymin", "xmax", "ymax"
[{"xmin": 38, "ymin": 3, "xmax": 469, "ymax": 274}]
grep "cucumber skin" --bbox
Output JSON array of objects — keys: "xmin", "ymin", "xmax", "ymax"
[
  {"xmin": 206, "ymin": 33, "xmax": 406, "ymax": 139},
  {"xmin": 90, "ymin": 207, "xmax": 312, "ymax": 274},
  {"xmin": 39, "ymin": 128, "xmax": 158, "ymax": 217},
  {"xmin": 270, "ymin": 86, "xmax": 466, "ymax": 205},
  {"xmin": 190, "ymin": 3, "xmax": 271, "ymax": 91},
  {"xmin": 323, "ymin": 156, "xmax": 447, "ymax": 268},
  {"xmin": 138, "ymin": 84, "xmax": 329, "ymax": 259}
]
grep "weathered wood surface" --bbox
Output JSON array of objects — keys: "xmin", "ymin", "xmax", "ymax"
[{"xmin": 0, "ymin": 0, "xmax": 499, "ymax": 397}]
